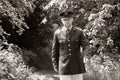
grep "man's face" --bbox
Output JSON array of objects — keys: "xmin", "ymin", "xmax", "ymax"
[{"xmin": 61, "ymin": 17, "xmax": 73, "ymax": 28}]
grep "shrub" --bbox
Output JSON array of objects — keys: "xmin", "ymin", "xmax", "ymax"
[{"xmin": 0, "ymin": 44, "xmax": 33, "ymax": 80}]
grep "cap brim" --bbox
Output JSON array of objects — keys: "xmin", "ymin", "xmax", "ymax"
[{"xmin": 59, "ymin": 11, "xmax": 74, "ymax": 18}]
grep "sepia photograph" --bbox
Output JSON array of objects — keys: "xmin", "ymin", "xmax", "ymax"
[{"xmin": 0, "ymin": 0, "xmax": 120, "ymax": 80}]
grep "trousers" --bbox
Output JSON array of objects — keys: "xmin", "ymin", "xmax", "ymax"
[{"xmin": 60, "ymin": 74, "xmax": 83, "ymax": 80}]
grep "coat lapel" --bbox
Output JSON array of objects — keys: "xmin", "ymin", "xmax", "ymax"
[
  {"xmin": 58, "ymin": 27, "xmax": 76, "ymax": 43},
  {"xmin": 67, "ymin": 27, "xmax": 76, "ymax": 40}
]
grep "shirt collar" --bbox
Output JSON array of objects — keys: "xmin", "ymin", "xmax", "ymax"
[{"xmin": 61, "ymin": 26, "xmax": 73, "ymax": 31}]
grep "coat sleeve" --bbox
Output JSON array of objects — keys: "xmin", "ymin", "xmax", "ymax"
[
  {"xmin": 51, "ymin": 31, "xmax": 59, "ymax": 71},
  {"xmin": 80, "ymin": 31, "xmax": 90, "ymax": 56}
]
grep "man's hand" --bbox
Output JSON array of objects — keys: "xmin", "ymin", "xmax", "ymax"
[{"xmin": 54, "ymin": 67, "xmax": 58, "ymax": 73}]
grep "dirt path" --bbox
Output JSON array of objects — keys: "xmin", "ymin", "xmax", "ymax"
[{"xmin": 28, "ymin": 70, "xmax": 60, "ymax": 80}]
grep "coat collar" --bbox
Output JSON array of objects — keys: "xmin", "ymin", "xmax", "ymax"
[
  {"xmin": 61, "ymin": 26, "xmax": 73, "ymax": 32},
  {"xmin": 61, "ymin": 26, "xmax": 77, "ymax": 34}
]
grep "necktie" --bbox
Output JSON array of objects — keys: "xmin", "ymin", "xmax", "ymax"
[{"xmin": 66, "ymin": 29, "xmax": 70, "ymax": 37}]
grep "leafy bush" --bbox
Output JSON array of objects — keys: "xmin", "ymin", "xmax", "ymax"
[
  {"xmin": 0, "ymin": 0, "xmax": 35, "ymax": 36},
  {"xmin": 0, "ymin": 44, "xmax": 33, "ymax": 80},
  {"xmin": 83, "ymin": 3, "xmax": 120, "ymax": 80},
  {"xmin": 0, "ymin": 0, "xmax": 38, "ymax": 76}
]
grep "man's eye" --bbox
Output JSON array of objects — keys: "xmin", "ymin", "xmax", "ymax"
[
  {"xmin": 64, "ymin": 19, "xmax": 70, "ymax": 21},
  {"xmin": 63, "ymin": 19, "xmax": 67, "ymax": 20}
]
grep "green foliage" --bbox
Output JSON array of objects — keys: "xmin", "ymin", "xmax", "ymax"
[
  {"xmin": 0, "ymin": 44, "xmax": 33, "ymax": 80},
  {"xmin": 84, "ymin": 54, "xmax": 120, "ymax": 80},
  {"xmin": 0, "ymin": 0, "xmax": 35, "ymax": 45},
  {"xmin": 83, "ymin": 3, "xmax": 120, "ymax": 80},
  {"xmin": 18, "ymin": 3, "xmax": 53, "ymax": 50},
  {"xmin": 84, "ymin": 4, "xmax": 120, "ymax": 56}
]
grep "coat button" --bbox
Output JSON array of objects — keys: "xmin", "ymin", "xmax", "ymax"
[
  {"xmin": 68, "ymin": 44, "xmax": 70, "ymax": 46},
  {"xmin": 69, "ymin": 49, "xmax": 71, "ymax": 51},
  {"xmin": 69, "ymin": 54, "xmax": 71, "ymax": 55},
  {"xmin": 76, "ymin": 40, "xmax": 78, "ymax": 42},
  {"xmin": 68, "ymin": 40, "xmax": 70, "ymax": 41}
]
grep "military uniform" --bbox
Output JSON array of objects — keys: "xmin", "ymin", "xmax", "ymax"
[{"xmin": 51, "ymin": 26, "xmax": 88, "ymax": 75}]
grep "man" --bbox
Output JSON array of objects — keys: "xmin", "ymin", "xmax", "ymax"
[{"xmin": 51, "ymin": 11, "xmax": 89, "ymax": 80}]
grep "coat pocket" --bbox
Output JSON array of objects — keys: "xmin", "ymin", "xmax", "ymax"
[{"xmin": 59, "ymin": 55, "xmax": 68, "ymax": 62}]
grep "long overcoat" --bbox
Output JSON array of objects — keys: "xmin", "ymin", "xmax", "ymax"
[{"xmin": 51, "ymin": 27, "xmax": 88, "ymax": 75}]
